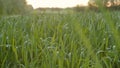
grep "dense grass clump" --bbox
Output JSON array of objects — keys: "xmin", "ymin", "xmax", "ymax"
[{"xmin": 0, "ymin": 11, "xmax": 120, "ymax": 68}]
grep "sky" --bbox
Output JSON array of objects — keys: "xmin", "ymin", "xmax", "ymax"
[{"xmin": 26, "ymin": 0, "xmax": 89, "ymax": 9}]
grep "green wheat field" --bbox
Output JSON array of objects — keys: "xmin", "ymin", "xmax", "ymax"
[{"xmin": 0, "ymin": 11, "xmax": 120, "ymax": 68}]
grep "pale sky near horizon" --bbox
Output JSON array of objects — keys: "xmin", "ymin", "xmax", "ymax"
[{"xmin": 26, "ymin": 0, "xmax": 89, "ymax": 9}]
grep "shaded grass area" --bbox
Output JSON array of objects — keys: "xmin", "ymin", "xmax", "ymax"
[{"xmin": 0, "ymin": 11, "xmax": 120, "ymax": 68}]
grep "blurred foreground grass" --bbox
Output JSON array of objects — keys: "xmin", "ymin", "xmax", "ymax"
[{"xmin": 0, "ymin": 11, "xmax": 120, "ymax": 68}]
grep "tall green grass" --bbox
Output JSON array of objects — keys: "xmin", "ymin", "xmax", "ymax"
[{"xmin": 0, "ymin": 11, "xmax": 120, "ymax": 68}]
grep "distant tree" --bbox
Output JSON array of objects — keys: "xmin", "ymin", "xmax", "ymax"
[
  {"xmin": 26, "ymin": 5, "xmax": 33, "ymax": 12},
  {"xmin": 89, "ymin": 0, "xmax": 120, "ymax": 6},
  {"xmin": 88, "ymin": 0, "xmax": 120, "ymax": 10},
  {"xmin": 0, "ymin": 0, "xmax": 33, "ymax": 15},
  {"xmin": 0, "ymin": 0, "xmax": 3, "ymax": 15}
]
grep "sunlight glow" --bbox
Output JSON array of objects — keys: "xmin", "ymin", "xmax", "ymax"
[{"xmin": 26, "ymin": 0, "xmax": 89, "ymax": 9}]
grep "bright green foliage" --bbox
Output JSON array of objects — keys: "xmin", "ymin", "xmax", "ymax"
[{"xmin": 0, "ymin": 11, "xmax": 120, "ymax": 68}]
